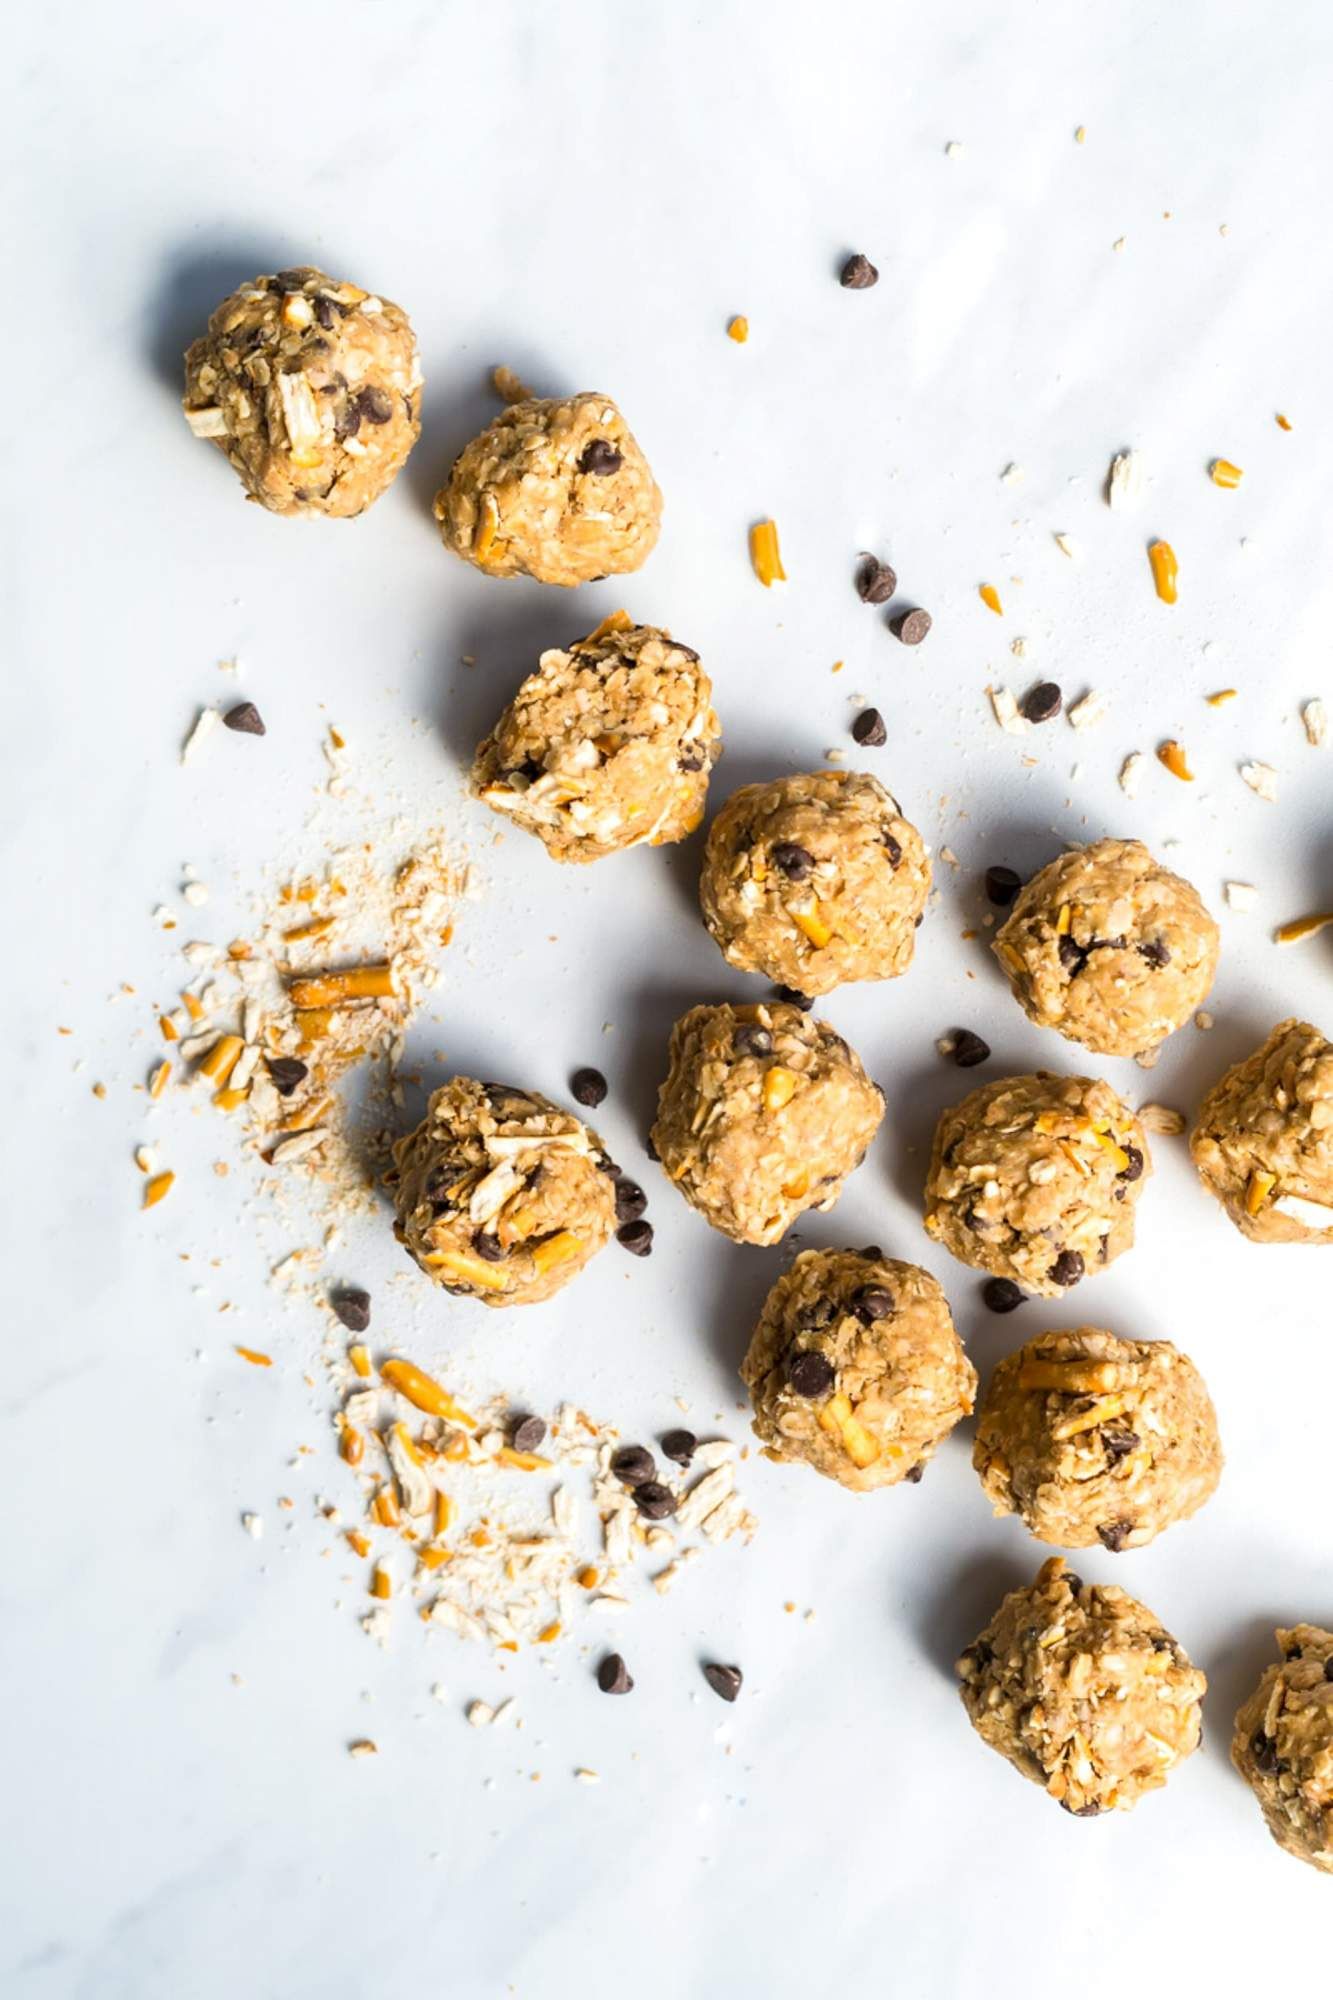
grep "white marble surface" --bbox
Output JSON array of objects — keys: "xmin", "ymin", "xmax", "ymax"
[{"xmin": 7, "ymin": 2, "xmax": 1333, "ymax": 1993}]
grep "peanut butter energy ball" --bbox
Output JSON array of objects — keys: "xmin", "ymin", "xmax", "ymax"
[
  {"xmin": 1191, "ymin": 1018, "xmax": 1333, "ymax": 1241},
  {"xmin": 973, "ymin": 1327, "xmax": 1222, "ymax": 1552},
  {"xmin": 651, "ymin": 1002, "xmax": 883, "ymax": 1245},
  {"xmin": 472, "ymin": 614, "xmax": 720, "ymax": 862},
  {"xmin": 993, "ymin": 838, "xmax": 1219, "ymax": 1058},
  {"xmin": 957, "ymin": 1557, "xmax": 1206, "ymax": 1816},
  {"xmin": 183, "ymin": 266, "xmax": 421, "ymax": 516},
  {"xmin": 740, "ymin": 1248, "xmax": 976, "ymax": 1490},
  {"xmin": 393, "ymin": 1078, "xmax": 615, "ymax": 1306},
  {"xmin": 435, "ymin": 391, "xmax": 662, "ymax": 586},
  {"xmin": 1232, "ymin": 1626, "xmax": 1333, "ymax": 1873},
  {"xmin": 698, "ymin": 770, "xmax": 930, "ymax": 995},
  {"xmin": 923, "ymin": 1071, "xmax": 1149, "ymax": 1296}
]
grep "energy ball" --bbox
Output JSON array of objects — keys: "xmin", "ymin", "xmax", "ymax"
[
  {"xmin": 993, "ymin": 837, "xmax": 1219, "ymax": 1058},
  {"xmin": 1190, "ymin": 1018, "xmax": 1333, "ymax": 1242},
  {"xmin": 699, "ymin": 770, "xmax": 930, "ymax": 996},
  {"xmin": 957, "ymin": 1556, "xmax": 1205, "ymax": 1816},
  {"xmin": 435, "ymin": 391, "xmax": 662, "ymax": 586},
  {"xmin": 183, "ymin": 266, "xmax": 421, "ymax": 517},
  {"xmin": 1232, "ymin": 1625, "xmax": 1333, "ymax": 1873},
  {"xmin": 392, "ymin": 1078, "xmax": 615, "ymax": 1307},
  {"xmin": 471, "ymin": 614, "xmax": 720, "ymax": 862},
  {"xmin": 651, "ymin": 1001, "xmax": 883, "ymax": 1245},
  {"xmin": 973, "ymin": 1327, "xmax": 1222, "ymax": 1552},
  {"xmin": 740, "ymin": 1248, "xmax": 976, "ymax": 1491},
  {"xmin": 923, "ymin": 1072, "xmax": 1150, "ymax": 1297}
]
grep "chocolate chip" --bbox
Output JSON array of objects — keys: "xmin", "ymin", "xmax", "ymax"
[
  {"xmin": 1138, "ymin": 938, "xmax": 1171, "ymax": 968},
  {"xmin": 772, "ymin": 985, "xmax": 815, "ymax": 1010},
  {"xmin": 223, "ymin": 701, "xmax": 266, "ymax": 736},
  {"xmin": 859, "ymin": 1244, "xmax": 884, "ymax": 1260},
  {"xmin": 570, "ymin": 1066, "xmax": 607, "ymax": 1107},
  {"xmin": 266, "ymin": 1056, "xmax": 307, "ymax": 1096},
  {"xmin": 702, "ymin": 1662, "xmax": 743, "ymax": 1702},
  {"xmin": 578, "ymin": 438, "xmax": 623, "ymax": 474},
  {"xmin": 733, "ymin": 1025, "xmax": 773, "ymax": 1059},
  {"xmin": 1101, "ymin": 1428, "xmax": 1140, "ymax": 1465},
  {"xmin": 1251, "ymin": 1730, "xmax": 1280, "ymax": 1776},
  {"xmin": 852, "ymin": 706, "xmax": 887, "ymax": 747},
  {"xmin": 331, "ymin": 1287, "xmax": 371, "ymax": 1333},
  {"xmin": 510, "ymin": 1414, "xmax": 547, "ymax": 1453},
  {"xmin": 984, "ymin": 865, "xmax": 1022, "ymax": 907},
  {"xmin": 634, "ymin": 1481, "xmax": 677, "ymax": 1520},
  {"xmin": 1118, "ymin": 1145, "xmax": 1145, "ymax": 1183},
  {"xmin": 771, "ymin": 841, "xmax": 815, "ymax": 880},
  {"xmin": 982, "ymin": 1277, "xmax": 1024, "ymax": 1314},
  {"xmin": 891, "ymin": 607, "xmax": 932, "ymax": 645},
  {"xmin": 840, "ymin": 253, "xmax": 879, "ymax": 289},
  {"xmin": 853, "ymin": 1286, "xmax": 895, "ymax": 1323},
  {"xmin": 617, "ymin": 1219, "xmax": 654, "ymax": 1257},
  {"xmin": 678, "ymin": 746, "xmax": 706, "ymax": 772},
  {"xmin": 611, "ymin": 1445, "xmax": 657, "ymax": 1487},
  {"xmin": 1057, "ymin": 934, "xmax": 1088, "ymax": 974},
  {"xmin": 645, "ymin": 1133, "xmax": 660, "ymax": 1161},
  {"xmin": 661, "ymin": 1429, "xmax": 697, "ymax": 1466},
  {"xmin": 787, "ymin": 1349, "xmax": 835, "ymax": 1397},
  {"xmin": 949, "ymin": 1028, "xmax": 991, "ymax": 1068},
  {"xmin": 856, "ymin": 555, "xmax": 897, "ymax": 604},
  {"xmin": 1020, "ymin": 681, "xmax": 1063, "ymax": 723},
  {"xmin": 473, "ymin": 1230, "xmax": 505, "ymax": 1261},
  {"xmin": 597, "ymin": 1653, "xmax": 633, "ymax": 1695},
  {"xmin": 903, "ymin": 1461, "xmax": 925, "ymax": 1483},
  {"xmin": 356, "ymin": 385, "xmax": 394, "ymax": 425},
  {"xmin": 881, "ymin": 830, "xmax": 903, "ymax": 867},
  {"xmin": 1097, "ymin": 1519, "xmax": 1133, "ymax": 1552},
  {"xmin": 313, "ymin": 295, "xmax": 338, "ymax": 329},
  {"xmin": 1325, "ymin": 1659, "xmax": 1333, "ymax": 1683},
  {"xmin": 1062, "ymin": 1801, "xmax": 1104, "ymax": 1818},
  {"xmin": 273, "ymin": 268, "xmax": 308, "ymax": 290},
  {"xmin": 1063, "ymin": 1572, "xmax": 1084, "ymax": 1595},
  {"xmin": 613, "ymin": 1177, "xmax": 647, "ymax": 1223},
  {"xmin": 958, "ymin": 1640, "xmax": 993, "ymax": 1674},
  {"xmin": 1051, "ymin": 1249, "xmax": 1085, "ymax": 1287}
]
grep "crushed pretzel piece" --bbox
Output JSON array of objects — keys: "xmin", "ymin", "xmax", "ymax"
[
  {"xmin": 1157, "ymin": 740, "xmax": 1194, "ymax": 782},
  {"xmin": 1147, "ymin": 539, "xmax": 1178, "ymax": 604},
  {"xmin": 1274, "ymin": 910, "xmax": 1333, "ymax": 946},
  {"xmin": 749, "ymin": 519, "xmax": 786, "ymax": 587},
  {"xmin": 1209, "ymin": 458, "xmax": 1243, "ymax": 488},
  {"xmin": 142, "ymin": 1170, "xmax": 175, "ymax": 1209}
]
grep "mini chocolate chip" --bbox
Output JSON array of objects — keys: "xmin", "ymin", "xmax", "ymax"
[
  {"xmin": 1063, "ymin": 1572, "xmax": 1084, "ymax": 1595},
  {"xmin": 1118, "ymin": 1145, "xmax": 1145, "ymax": 1183},
  {"xmin": 949, "ymin": 1028, "xmax": 991, "ymax": 1069},
  {"xmin": 881, "ymin": 831, "xmax": 903, "ymax": 867},
  {"xmin": 611, "ymin": 1445, "xmax": 657, "ymax": 1487},
  {"xmin": 1020, "ymin": 681, "xmax": 1063, "ymax": 724},
  {"xmin": 617, "ymin": 1219, "xmax": 654, "ymax": 1257},
  {"xmin": 578, "ymin": 438, "xmax": 623, "ymax": 474},
  {"xmin": 853, "ymin": 1286, "xmax": 895, "ymax": 1323},
  {"xmin": 1057, "ymin": 934, "xmax": 1088, "ymax": 973},
  {"xmin": 223, "ymin": 701, "xmax": 266, "ymax": 736},
  {"xmin": 1062, "ymin": 1801, "xmax": 1104, "ymax": 1818},
  {"xmin": 678, "ymin": 746, "xmax": 705, "ymax": 772},
  {"xmin": 1097, "ymin": 1519, "xmax": 1133, "ymax": 1552},
  {"xmin": 982, "ymin": 1277, "xmax": 1024, "ymax": 1314},
  {"xmin": 613, "ymin": 1177, "xmax": 647, "ymax": 1223},
  {"xmin": 772, "ymin": 985, "xmax": 815, "ymax": 1010},
  {"xmin": 356, "ymin": 385, "xmax": 394, "ymax": 425},
  {"xmin": 852, "ymin": 706, "xmax": 887, "ymax": 747},
  {"xmin": 787, "ymin": 1349, "xmax": 835, "ymax": 1397},
  {"xmin": 634, "ymin": 1481, "xmax": 677, "ymax": 1520},
  {"xmin": 473, "ymin": 1230, "xmax": 505, "ymax": 1261},
  {"xmin": 570, "ymin": 1065, "xmax": 607, "ymax": 1107},
  {"xmin": 597, "ymin": 1653, "xmax": 634, "ymax": 1695},
  {"xmin": 1138, "ymin": 938, "xmax": 1172, "ymax": 968},
  {"xmin": 645, "ymin": 1134, "xmax": 660, "ymax": 1161},
  {"xmin": 1101, "ymin": 1428, "xmax": 1140, "ymax": 1465},
  {"xmin": 331, "ymin": 1287, "xmax": 371, "ymax": 1333},
  {"xmin": 984, "ymin": 865, "xmax": 1023, "ymax": 907},
  {"xmin": 1325, "ymin": 1659, "xmax": 1333, "ymax": 1683},
  {"xmin": 840, "ymin": 253, "xmax": 879, "ymax": 289},
  {"xmin": 510, "ymin": 1414, "xmax": 547, "ymax": 1453},
  {"xmin": 702, "ymin": 1662, "xmax": 743, "ymax": 1702},
  {"xmin": 273, "ymin": 268, "xmax": 308, "ymax": 290},
  {"xmin": 733, "ymin": 1024, "xmax": 773, "ymax": 1058},
  {"xmin": 891, "ymin": 607, "xmax": 932, "ymax": 645},
  {"xmin": 1051, "ymin": 1249, "xmax": 1085, "ymax": 1287},
  {"xmin": 771, "ymin": 841, "xmax": 815, "ymax": 880},
  {"xmin": 903, "ymin": 1461, "xmax": 925, "ymax": 1484},
  {"xmin": 856, "ymin": 554, "xmax": 897, "ymax": 603},
  {"xmin": 266, "ymin": 1056, "xmax": 307, "ymax": 1096},
  {"xmin": 313, "ymin": 296, "xmax": 337, "ymax": 329},
  {"xmin": 661, "ymin": 1428, "xmax": 697, "ymax": 1466},
  {"xmin": 959, "ymin": 1640, "xmax": 993, "ymax": 1674},
  {"xmin": 332, "ymin": 397, "xmax": 362, "ymax": 442},
  {"xmin": 859, "ymin": 1244, "xmax": 884, "ymax": 1260},
  {"xmin": 1251, "ymin": 1730, "xmax": 1280, "ymax": 1776}
]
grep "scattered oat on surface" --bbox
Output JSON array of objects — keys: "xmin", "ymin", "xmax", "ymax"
[
  {"xmin": 1119, "ymin": 751, "xmax": 1146, "ymax": 798},
  {"xmin": 1302, "ymin": 699, "xmax": 1327, "ymax": 748},
  {"xmin": 1240, "ymin": 760, "xmax": 1278, "ymax": 802},
  {"xmin": 988, "ymin": 686, "xmax": 1029, "ymax": 735},
  {"xmin": 1107, "ymin": 449, "xmax": 1144, "ymax": 510},
  {"xmin": 181, "ymin": 707, "xmax": 219, "ymax": 765},
  {"xmin": 1067, "ymin": 690, "xmax": 1108, "ymax": 731},
  {"xmin": 1052, "ymin": 532, "xmax": 1081, "ymax": 560},
  {"xmin": 1225, "ymin": 881, "xmax": 1258, "ymax": 912}
]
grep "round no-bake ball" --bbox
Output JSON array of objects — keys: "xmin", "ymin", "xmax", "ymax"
[
  {"xmin": 993, "ymin": 838, "xmax": 1218, "ymax": 1058},
  {"xmin": 1232, "ymin": 1625, "xmax": 1333, "ymax": 1873},
  {"xmin": 183, "ymin": 266, "xmax": 421, "ymax": 516},
  {"xmin": 973, "ymin": 1327, "xmax": 1222, "ymax": 1551},
  {"xmin": 435, "ymin": 391, "xmax": 662, "ymax": 586},
  {"xmin": 957, "ymin": 1556, "xmax": 1206, "ymax": 1816},
  {"xmin": 699, "ymin": 769, "xmax": 930, "ymax": 995},
  {"xmin": 651, "ymin": 1002, "xmax": 883, "ymax": 1245},
  {"xmin": 1191, "ymin": 1018, "xmax": 1333, "ymax": 1242},
  {"xmin": 472, "ymin": 616, "xmax": 720, "ymax": 861},
  {"xmin": 393, "ymin": 1078, "xmax": 615, "ymax": 1306},
  {"xmin": 740, "ymin": 1248, "xmax": 976, "ymax": 1491},
  {"xmin": 923, "ymin": 1071, "xmax": 1150, "ymax": 1297}
]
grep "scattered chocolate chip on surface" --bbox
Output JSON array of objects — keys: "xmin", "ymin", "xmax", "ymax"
[
  {"xmin": 570, "ymin": 1065, "xmax": 608, "ymax": 1107},
  {"xmin": 617, "ymin": 1219, "xmax": 654, "ymax": 1256},
  {"xmin": 787, "ymin": 1349, "xmax": 836, "ymax": 1397},
  {"xmin": 331, "ymin": 1287, "xmax": 371, "ymax": 1333},
  {"xmin": 510, "ymin": 1414, "xmax": 547, "ymax": 1454},
  {"xmin": 891, "ymin": 607, "xmax": 932, "ymax": 646},
  {"xmin": 1020, "ymin": 681, "xmax": 1063, "ymax": 723},
  {"xmin": 223, "ymin": 701, "xmax": 266, "ymax": 736},
  {"xmin": 611, "ymin": 1445, "xmax": 657, "ymax": 1487},
  {"xmin": 982, "ymin": 1277, "xmax": 1024, "ymax": 1313},
  {"xmin": 852, "ymin": 706, "xmax": 887, "ymax": 747},
  {"xmin": 661, "ymin": 1428, "xmax": 697, "ymax": 1466},
  {"xmin": 613, "ymin": 1176, "xmax": 647, "ymax": 1223},
  {"xmin": 597, "ymin": 1653, "xmax": 634, "ymax": 1695},
  {"xmin": 948, "ymin": 1028, "xmax": 991, "ymax": 1068},
  {"xmin": 634, "ymin": 1481, "xmax": 678, "ymax": 1520},
  {"xmin": 839, "ymin": 252, "xmax": 879, "ymax": 288},
  {"xmin": 266, "ymin": 1055, "xmax": 307, "ymax": 1096},
  {"xmin": 702, "ymin": 1661, "xmax": 743, "ymax": 1702},
  {"xmin": 984, "ymin": 865, "xmax": 1022, "ymax": 907},
  {"xmin": 856, "ymin": 554, "xmax": 897, "ymax": 603}
]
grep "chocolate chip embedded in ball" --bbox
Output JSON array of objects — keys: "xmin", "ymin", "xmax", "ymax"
[
  {"xmin": 1051, "ymin": 1249, "xmax": 1085, "ymax": 1287},
  {"xmin": 787, "ymin": 1349, "xmax": 836, "ymax": 1397}
]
